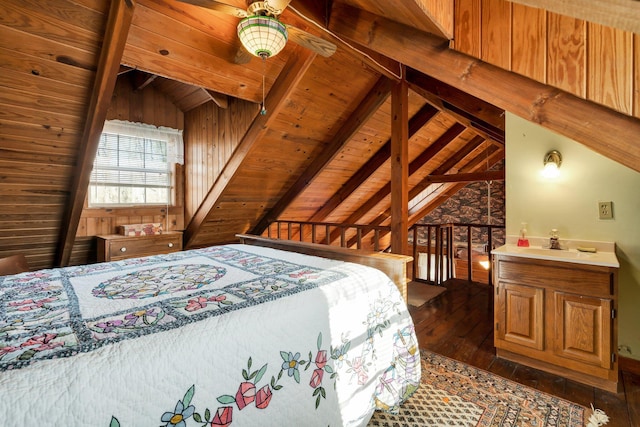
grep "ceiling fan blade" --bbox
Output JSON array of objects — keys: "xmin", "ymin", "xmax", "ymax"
[
  {"xmin": 265, "ymin": 0, "xmax": 292, "ymax": 14},
  {"xmin": 177, "ymin": 0, "xmax": 248, "ymax": 18},
  {"xmin": 286, "ymin": 26, "xmax": 337, "ymax": 58}
]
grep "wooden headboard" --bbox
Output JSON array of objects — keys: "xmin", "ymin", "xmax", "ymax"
[{"xmin": 236, "ymin": 234, "xmax": 412, "ymax": 302}]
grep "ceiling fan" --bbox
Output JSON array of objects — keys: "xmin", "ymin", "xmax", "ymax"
[{"xmin": 178, "ymin": 0, "xmax": 337, "ymax": 62}]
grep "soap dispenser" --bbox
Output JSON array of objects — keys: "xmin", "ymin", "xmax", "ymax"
[{"xmin": 517, "ymin": 223, "xmax": 530, "ymax": 247}]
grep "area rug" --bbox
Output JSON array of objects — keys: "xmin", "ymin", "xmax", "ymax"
[
  {"xmin": 369, "ymin": 350, "xmax": 593, "ymax": 426},
  {"xmin": 407, "ymin": 282, "xmax": 446, "ymax": 308}
]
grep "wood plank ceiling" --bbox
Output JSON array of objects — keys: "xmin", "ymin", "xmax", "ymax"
[{"xmin": 1, "ymin": 0, "xmax": 639, "ymax": 269}]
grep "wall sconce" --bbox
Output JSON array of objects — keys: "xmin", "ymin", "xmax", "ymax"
[{"xmin": 542, "ymin": 150, "xmax": 562, "ymax": 178}]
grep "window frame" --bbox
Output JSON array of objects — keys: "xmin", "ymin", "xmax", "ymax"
[{"xmin": 88, "ymin": 120, "xmax": 183, "ymax": 209}]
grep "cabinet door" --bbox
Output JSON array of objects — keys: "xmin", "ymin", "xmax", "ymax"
[
  {"xmin": 497, "ymin": 282, "xmax": 544, "ymax": 350},
  {"xmin": 554, "ymin": 292, "xmax": 612, "ymax": 369}
]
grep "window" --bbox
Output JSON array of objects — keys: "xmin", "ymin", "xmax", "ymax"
[{"xmin": 89, "ymin": 120, "xmax": 183, "ymax": 207}]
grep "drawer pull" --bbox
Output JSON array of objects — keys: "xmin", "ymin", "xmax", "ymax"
[
  {"xmin": 168, "ymin": 242, "xmax": 174, "ymax": 248},
  {"xmin": 120, "ymin": 247, "xmax": 127, "ymax": 253}
]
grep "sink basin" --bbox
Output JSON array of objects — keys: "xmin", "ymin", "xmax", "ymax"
[
  {"xmin": 512, "ymin": 247, "xmax": 593, "ymax": 259},
  {"xmin": 492, "ymin": 244, "xmax": 619, "ymax": 267}
]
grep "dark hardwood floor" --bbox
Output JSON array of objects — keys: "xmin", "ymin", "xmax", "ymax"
[{"xmin": 409, "ymin": 279, "xmax": 640, "ymax": 427}]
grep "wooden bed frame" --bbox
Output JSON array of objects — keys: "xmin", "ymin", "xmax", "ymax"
[{"xmin": 237, "ymin": 234, "xmax": 412, "ymax": 302}]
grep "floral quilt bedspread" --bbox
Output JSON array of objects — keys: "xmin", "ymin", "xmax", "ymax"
[{"xmin": 0, "ymin": 244, "xmax": 420, "ymax": 426}]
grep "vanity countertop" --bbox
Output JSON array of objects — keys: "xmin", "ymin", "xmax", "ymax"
[{"xmin": 492, "ymin": 237, "xmax": 619, "ymax": 268}]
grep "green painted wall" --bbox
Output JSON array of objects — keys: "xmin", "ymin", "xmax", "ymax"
[{"xmin": 505, "ymin": 112, "xmax": 640, "ymax": 361}]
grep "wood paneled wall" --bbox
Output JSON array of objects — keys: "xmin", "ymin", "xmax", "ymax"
[
  {"xmin": 183, "ymin": 99, "xmax": 258, "ymax": 224},
  {"xmin": 105, "ymin": 72, "xmax": 184, "ymax": 128},
  {"xmin": 454, "ymin": 0, "xmax": 640, "ymax": 118},
  {"xmin": 70, "ymin": 75, "xmax": 185, "ymax": 265},
  {"xmin": 0, "ymin": 0, "xmax": 110, "ymax": 271}
]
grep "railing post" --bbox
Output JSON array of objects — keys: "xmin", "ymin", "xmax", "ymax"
[
  {"xmin": 488, "ymin": 226, "xmax": 494, "ymax": 287},
  {"xmin": 446, "ymin": 224, "xmax": 453, "ymax": 279},
  {"xmin": 427, "ymin": 226, "xmax": 432, "ymax": 283},
  {"xmin": 442, "ymin": 225, "xmax": 447, "ymax": 282},
  {"xmin": 412, "ymin": 226, "xmax": 417, "ymax": 281},
  {"xmin": 466, "ymin": 226, "xmax": 472, "ymax": 282},
  {"xmin": 435, "ymin": 226, "xmax": 441, "ymax": 285}
]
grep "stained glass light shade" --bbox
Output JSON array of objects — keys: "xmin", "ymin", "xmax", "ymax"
[{"xmin": 237, "ymin": 16, "xmax": 288, "ymax": 58}]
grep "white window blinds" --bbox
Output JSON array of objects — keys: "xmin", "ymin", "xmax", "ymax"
[{"xmin": 89, "ymin": 120, "xmax": 183, "ymax": 207}]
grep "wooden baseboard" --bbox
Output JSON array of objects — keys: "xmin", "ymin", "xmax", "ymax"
[{"xmin": 620, "ymin": 355, "xmax": 640, "ymax": 376}]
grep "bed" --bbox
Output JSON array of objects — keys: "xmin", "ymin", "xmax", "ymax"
[{"xmin": 0, "ymin": 235, "xmax": 419, "ymax": 426}]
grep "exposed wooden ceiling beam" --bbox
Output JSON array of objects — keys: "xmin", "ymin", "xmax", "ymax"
[
  {"xmin": 329, "ymin": 3, "xmax": 640, "ymax": 174},
  {"xmin": 56, "ymin": 0, "xmax": 136, "ymax": 267},
  {"xmin": 408, "ymin": 148, "xmax": 504, "ymax": 225},
  {"xmin": 307, "ymin": 103, "xmax": 439, "ymax": 223},
  {"xmin": 132, "ymin": 70, "xmax": 157, "ymax": 91},
  {"xmin": 118, "ymin": 65, "xmax": 134, "ymax": 75},
  {"xmin": 287, "ymin": 1, "xmax": 402, "ymax": 80},
  {"xmin": 390, "ymin": 77, "xmax": 409, "ymax": 255},
  {"xmin": 250, "ymin": 76, "xmax": 394, "ymax": 235},
  {"xmin": 327, "ymin": 122, "xmax": 465, "ymax": 245},
  {"xmin": 290, "ymin": 0, "xmax": 331, "ymax": 25},
  {"xmin": 205, "ymin": 89, "xmax": 229, "ymax": 109},
  {"xmin": 356, "ymin": 145, "xmax": 504, "ymax": 248},
  {"xmin": 371, "ymin": 123, "xmax": 467, "ymax": 216},
  {"xmin": 406, "ymin": 67, "xmax": 505, "ymax": 144},
  {"xmin": 184, "ymin": 45, "xmax": 317, "ymax": 248},
  {"xmin": 409, "ymin": 135, "xmax": 486, "ymax": 200},
  {"xmin": 422, "ymin": 170, "xmax": 505, "ymax": 184},
  {"xmin": 408, "ymin": 123, "xmax": 467, "ymax": 175},
  {"xmin": 406, "ymin": 0, "xmax": 452, "ymax": 38},
  {"xmin": 507, "ymin": 0, "xmax": 640, "ymax": 34},
  {"xmin": 337, "ymin": 40, "xmax": 404, "ymax": 81},
  {"xmin": 411, "ymin": 82, "xmax": 504, "ymax": 145},
  {"xmin": 359, "ymin": 134, "xmax": 485, "ymax": 232}
]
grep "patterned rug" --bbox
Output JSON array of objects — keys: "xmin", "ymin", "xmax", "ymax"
[{"xmin": 369, "ymin": 350, "xmax": 588, "ymax": 426}]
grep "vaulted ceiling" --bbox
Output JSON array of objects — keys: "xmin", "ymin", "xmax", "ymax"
[{"xmin": 1, "ymin": 0, "xmax": 639, "ymax": 269}]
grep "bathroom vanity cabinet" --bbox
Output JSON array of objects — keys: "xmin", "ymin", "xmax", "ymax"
[{"xmin": 492, "ymin": 251, "xmax": 619, "ymax": 392}]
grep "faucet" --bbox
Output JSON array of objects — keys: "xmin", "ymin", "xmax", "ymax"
[{"xmin": 549, "ymin": 229, "xmax": 561, "ymax": 250}]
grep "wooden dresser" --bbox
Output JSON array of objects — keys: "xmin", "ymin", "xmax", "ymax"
[
  {"xmin": 97, "ymin": 231, "xmax": 183, "ymax": 262},
  {"xmin": 492, "ymin": 252, "xmax": 619, "ymax": 392}
]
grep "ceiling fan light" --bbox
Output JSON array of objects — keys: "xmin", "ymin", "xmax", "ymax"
[{"xmin": 237, "ymin": 16, "xmax": 288, "ymax": 59}]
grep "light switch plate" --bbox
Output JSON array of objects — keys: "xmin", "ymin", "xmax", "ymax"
[{"xmin": 598, "ymin": 201, "xmax": 613, "ymax": 219}]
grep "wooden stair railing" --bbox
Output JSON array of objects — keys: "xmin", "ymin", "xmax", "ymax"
[
  {"xmin": 266, "ymin": 220, "xmax": 391, "ymax": 251},
  {"xmin": 410, "ymin": 223, "xmax": 506, "ymax": 286},
  {"xmin": 264, "ymin": 221, "xmax": 505, "ymax": 287}
]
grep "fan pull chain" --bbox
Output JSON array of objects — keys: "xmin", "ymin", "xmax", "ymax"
[{"xmin": 260, "ymin": 56, "xmax": 267, "ymax": 115}]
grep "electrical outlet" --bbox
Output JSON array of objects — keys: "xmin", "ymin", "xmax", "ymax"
[{"xmin": 598, "ymin": 201, "xmax": 613, "ymax": 219}]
